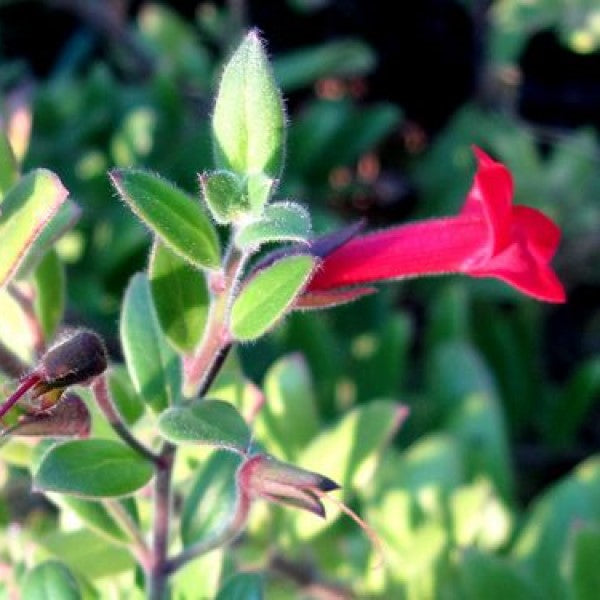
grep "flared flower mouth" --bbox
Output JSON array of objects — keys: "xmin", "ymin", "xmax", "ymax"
[{"xmin": 305, "ymin": 147, "xmax": 565, "ymax": 304}]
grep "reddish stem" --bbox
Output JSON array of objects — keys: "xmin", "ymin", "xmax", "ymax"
[{"xmin": 0, "ymin": 373, "xmax": 41, "ymax": 420}]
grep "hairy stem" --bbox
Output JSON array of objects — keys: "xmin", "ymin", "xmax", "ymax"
[
  {"xmin": 148, "ymin": 442, "xmax": 176, "ymax": 600},
  {"xmin": 92, "ymin": 375, "xmax": 161, "ymax": 465},
  {"xmin": 183, "ymin": 247, "xmax": 244, "ymax": 397}
]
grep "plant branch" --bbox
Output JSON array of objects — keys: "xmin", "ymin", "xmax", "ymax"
[
  {"xmin": 104, "ymin": 499, "xmax": 152, "ymax": 571},
  {"xmin": 183, "ymin": 246, "xmax": 245, "ymax": 397},
  {"xmin": 163, "ymin": 488, "xmax": 251, "ymax": 575},
  {"xmin": 92, "ymin": 375, "xmax": 161, "ymax": 465},
  {"xmin": 197, "ymin": 342, "xmax": 232, "ymax": 399},
  {"xmin": 148, "ymin": 441, "xmax": 176, "ymax": 600}
]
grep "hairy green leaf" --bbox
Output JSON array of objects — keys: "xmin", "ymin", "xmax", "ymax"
[
  {"xmin": 158, "ymin": 399, "xmax": 250, "ymax": 452},
  {"xmin": 235, "ymin": 202, "xmax": 311, "ymax": 251},
  {"xmin": 149, "ymin": 241, "xmax": 209, "ymax": 353},
  {"xmin": 213, "ymin": 31, "xmax": 285, "ymax": 179},
  {"xmin": 231, "ymin": 255, "xmax": 315, "ymax": 341},
  {"xmin": 34, "ymin": 439, "xmax": 153, "ymax": 498},
  {"xmin": 110, "ymin": 169, "xmax": 220, "ymax": 269},
  {"xmin": 121, "ymin": 273, "xmax": 181, "ymax": 413}
]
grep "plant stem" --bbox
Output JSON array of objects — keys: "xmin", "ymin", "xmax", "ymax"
[
  {"xmin": 92, "ymin": 375, "xmax": 161, "ymax": 465},
  {"xmin": 104, "ymin": 499, "xmax": 152, "ymax": 570},
  {"xmin": 183, "ymin": 247, "xmax": 245, "ymax": 397},
  {"xmin": 197, "ymin": 342, "xmax": 232, "ymax": 398},
  {"xmin": 148, "ymin": 442, "xmax": 176, "ymax": 600},
  {"xmin": 163, "ymin": 488, "xmax": 251, "ymax": 575}
]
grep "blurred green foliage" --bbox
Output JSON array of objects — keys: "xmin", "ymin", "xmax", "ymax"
[{"xmin": 0, "ymin": 1, "xmax": 599, "ymax": 598}]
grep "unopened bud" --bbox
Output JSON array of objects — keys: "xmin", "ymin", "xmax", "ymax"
[
  {"xmin": 237, "ymin": 454, "xmax": 339, "ymax": 518},
  {"xmin": 1, "ymin": 393, "xmax": 91, "ymax": 439},
  {"xmin": 38, "ymin": 330, "xmax": 108, "ymax": 392},
  {"xmin": 0, "ymin": 330, "xmax": 107, "ymax": 420}
]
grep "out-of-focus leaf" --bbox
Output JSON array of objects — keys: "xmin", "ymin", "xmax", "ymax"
[
  {"xmin": 427, "ymin": 340, "xmax": 498, "ymax": 420},
  {"xmin": 425, "ymin": 283, "xmax": 471, "ymax": 348},
  {"xmin": 458, "ymin": 548, "xmax": 540, "ymax": 600},
  {"xmin": 513, "ymin": 456, "xmax": 600, "ymax": 600},
  {"xmin": 36, "ymin": 529, "xmax": 134, "ymax": 580},
  {"xmin": 34, "ymin": 439, "xmax": 154, "ymax": 498},
  {"xmin": 216, "ymin": 572, "xmax": 264, "ymax": 600},
  {"xmin": 376, "ymin": 434, "xmax": 465, "ymax": 497},
  {"xmin": 32, "ymin": 249, "xmax": 65, "ymax": 340},
  {"xmin": 149, "ymin": 241, "xmax": 209, "ymax": 353},
  {"xmin": 170, "ymin": 550, "xmax": 224, "ymax": 600},
  {"xmin": 231, "ymin": 255, "xmax": 316, "ymax": 341},
  {"xmin": 110, "ymin": 169, "xmax": 220, "ymax": 269},
  {"xmin": 0, "ymin": 286, "xmax": 34, "ymax": 363},
  {"xmin": 49, "ymin": 495, "xmax": 134, "ymax": 546},
  {"xmin": 293, "ymin": 400, "xmax": 405, "ymax": 539},
  {"xmin": 254, "ymin": 354, "xmax": 319, "ymax": 460},
  {"xmin": 21, "ymin": 560, "xmax": 81, "ymax": 600},
  {"xmin": 351, "ymin": 313, "xmax": 413, "ymax": 401},
  {"xmin": 446, "ymin": 391, "xmax": 514, "ymax": 502},
  {"xmin": 274, "ymin": 39, "xmax": 376, "ymax": 91},
  {"xmin": 121, "ymin": 273, "xmax": 181, "ymax": 413},
  {"xmin": 181, "ymin": 451, "xmax": 241, "ymax": 546},
  {"xmin": 138, "ymin": 3, "xmax": 211, "ymax": 83},
  {"xmin": 0, "ymin": 130, "xmax": 18, "ymax": 199},
  {"xmin": 450, "ymin": 478, "xmax": 513, "ymax": 550},
  {"xmin": 111, "ymin": 107, "xmax": 157, "ymax": 166},
  {"xmin": 546, "ymin": 357, "xmax": 600, "ymax": 446},
  {"xmin": 0, "ymin": 169, "xmax": 68, "ymax": 288},
  {"xmin": 108, "ymin": 365, "xmax": 145, "ymax": 426},
  {"xmin": 287, "ymin": 99, "xmax": 400, "ymax": 183},
  {"xmin": 367, "ymin": 436, "xmax": 464, "ymax": 597},
  {"xmin": 568, "ymin": 524, "xmax": 600, "ymax": 600},
  {"xmin": 473, "ymin": 303, "xmax": 539, "ymax": 430}
]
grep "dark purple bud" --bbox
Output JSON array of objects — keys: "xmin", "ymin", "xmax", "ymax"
[
  {"xmin": 2, "ymin": 393, "xmax": 91, "ymax": 439},
  {"xmin": 317, "ymin": 475, "xmax": 341, "ymax": 493},
  {"xmin": 38, "ymin": 330, "xmax": 108, "ymax": 392}
]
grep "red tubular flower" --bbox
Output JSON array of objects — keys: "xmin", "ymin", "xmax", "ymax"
[{"xmin": 306, "ymin": 147, "xmax": 565, "ymax": 303}]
